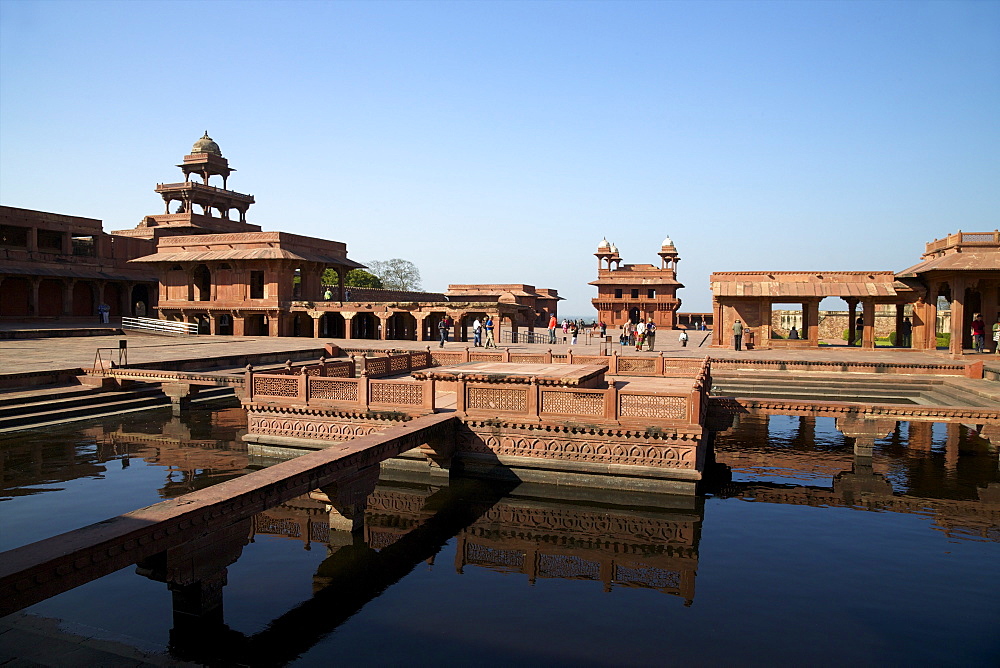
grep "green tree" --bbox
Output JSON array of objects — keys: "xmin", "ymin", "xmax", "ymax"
[
  {"xmin": 366, "ymin": 259, "xmax": 422, "ymax": 291},
  {"xmin": 321, "ymin": 268, "xmax": 384, "ymax": 289}
]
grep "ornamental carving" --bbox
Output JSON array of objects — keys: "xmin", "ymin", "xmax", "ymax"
[
  {"xmin": 617, "ymin": 357, "xmax": 656, "ymax": 374},
  {"xmin": 540, "ymin": 390, "xmax": 604, "ymax": 416},
  {"xmin": 619, "ymin": 394, "xmax": 686, "ymax": 420},
  {"xmin": 310, "ymin": 379, "xmax": 358, "ymax": 402},
  {"xmin": 467, "ymin": 387, "xmax": 527, "ymax": 412},
  {"xmin": 253, "ymin": 375, "xmax": 298, "ymax": 397},
  {"xmin": 370, "ymin": 382, "xmax": 423, "ymax": 406},
  {"xmin": 459, "ymin": 429, "xmax": 696, "ymax": 469}
]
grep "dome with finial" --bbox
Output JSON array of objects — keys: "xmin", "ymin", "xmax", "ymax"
[
  {"xmin": 191, "ymin": 131, "xmax": 222, "ymax": 156},
  {"xmin": 610, "ymin": 243, "xmax": 619, "ymax": 254},
  {"xmin": 597, "ymin": 237, "xmax": 611, "ymax": 251},
  {"xmin": 661, "ymin": 235, "xmax": 674, "ymax": 248}
]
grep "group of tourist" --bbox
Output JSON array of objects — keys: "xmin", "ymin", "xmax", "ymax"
[
  {"xmin": 461, "ymin": 316, "xmax": 495, "ymax": 348},
  {"xmin": 619, "ymin": 320, "xmax": 658, "ymax": 351}
]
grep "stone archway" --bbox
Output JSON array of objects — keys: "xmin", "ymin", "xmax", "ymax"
[
  {"xmin": 72, "ymin": 282, "xmax": 94, "ymax": 316},
  {"xmin": 38, "ymin": 279, "xmax": 63, "ymax": 317},
  {"xmin": 0, "ymin": 278, "xmax": 31, "ymax": 316}
]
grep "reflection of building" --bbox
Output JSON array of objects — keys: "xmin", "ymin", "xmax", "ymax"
[
  {"xmin": 455, "ymin": 497, "xmax": 700, "ymax": 603},
  {"xmin": 251, "ymin": 479, "xmax": 703, "ymax": 604},
  {"xmin": 591, "ymin": 237, "xmax": 683, "ymax": 329},
  {"xmin": 0, "ymin": 206, "xmax": 157, "ymax": 321}
]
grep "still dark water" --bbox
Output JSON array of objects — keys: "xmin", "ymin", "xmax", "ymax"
[{"xmin": 1, "ymin": 404, "xmax": 998, "ymax": 666}]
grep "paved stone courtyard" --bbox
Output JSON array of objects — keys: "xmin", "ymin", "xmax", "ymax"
[{"xmin": 0, "ymin": 324, "xmax": 994, "ymax": 376}]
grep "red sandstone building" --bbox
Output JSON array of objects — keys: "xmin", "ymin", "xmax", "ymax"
[
  {"xmin": 590, "ymin": 237, "xmax": 683, "ymax": 329},
  {"xmin": 710, "ymin": 231, "xmax": 1000, "ymax": 355},
  {"xmin": 123, "ymin": 134, "xmax": 560, "ymax": 340},
  {"xmin": 0, "ymin": 206, "xmax": 157, "ymax": 321}
]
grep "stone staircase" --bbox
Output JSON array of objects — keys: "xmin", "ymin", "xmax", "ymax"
[
  {"xmin": 0, "ymin": 382, "xmax": 235, "ymax": 434},
  {"xmin": 710, "ymin": 370, "xmax": 1000, "ymax": 408}
]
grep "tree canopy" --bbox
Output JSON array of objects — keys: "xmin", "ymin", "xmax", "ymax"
[
  {"xmin": 321, "ymin": 268, "xmax": 384, "ymax": 289},
  {"xmin": 365, "ymin": 259, "xmax": 422, "ymax": 291}
]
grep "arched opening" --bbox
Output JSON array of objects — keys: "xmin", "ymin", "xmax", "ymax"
[
  {"xmin": 388, "ymin": 312, "xmax": 417, "ymax": 340},
  {"xmin": 0, "ymin": 278, "xmax": 31, "ymax": 316},
  {"xmin": 131, "ymin": 284, "xmax": 150, "ymax": 316},
  {"xmin": 217, "ymin": 313, "xmax": 233, "ymax": 335},
  {"xmin": 292, "ymin": 312, "xmax": 313, "ymax": 337},
  {"xmin": 425, "ymin": 311, "xmax": 447, "ymax": 341},
  {"xmin": 323, "ymin": 312, "xmax": 345, "ymax": 338},
  {"xmin": 628, "ymin": 307, "xmax": 641, "ymax": 324},
  {"xmin": 244, "ymin": 314, "xmax": 267, "ymax": 337},
  {"xmin": 195, "ymin": 314, "xmax": 211, "ymax": 335},
  {"xmin": 103, "ymin": 284, "xmax": 122, "ymax": 317},
  {"xmin": 72, "ymin": 282, "xmax": 94, "ymax": 317},
  {"xmin": 193, "ymin": 265, "xmax": 211, "ymax": 302},
  {"xmin": 353, "ymin": 312, "xmax": 378, "ymax": 339},
  {"xmin": 38, "ymin": 279, "xmax": 64, "ymax": 317}
]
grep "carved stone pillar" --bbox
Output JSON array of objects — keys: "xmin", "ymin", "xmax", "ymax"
[
  {"xmin": 846, "ymin": 299, "xmax": 858, "ymax": 346},
  {"xmin": 341, "ymin": 311, "xmax": 356, "ymax": 340},
  {"xmin": 861, "ymin": 300, "xmax": 875, "ymax": 350},
  {"xmin": 950, "ymin": 278, "xmax": 966, "ymax": 356}
]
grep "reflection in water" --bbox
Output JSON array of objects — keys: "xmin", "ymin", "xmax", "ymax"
[
  {"xmin": 2, "ymin": 409, "xmax": 998, "ymax": 665},
  {"xmin": 0, "ymin": 404, "xmax": 250, "ymax": 550}
]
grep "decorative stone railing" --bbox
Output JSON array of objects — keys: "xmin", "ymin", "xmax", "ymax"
[
  {"xmin": 263, "ymin": 358, "xmax": 355, "ymax": 378},
  {"xmin": 428, "ymin": 348, "xmax": 706, "ymax": 378},
  {"xmin": 924, "ymin": 230, "xmax": 1000, "ymax": 254},
  {"xmin": 244, "ymin": 368, "xmax": 434, "ymax": 412}
]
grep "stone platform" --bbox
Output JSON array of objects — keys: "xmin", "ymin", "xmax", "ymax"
[{"xmin": 414, "ymin": 361, "xmax": 607, "ymax": 387}]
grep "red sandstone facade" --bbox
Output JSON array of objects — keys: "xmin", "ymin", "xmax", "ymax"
[
  {"xmin": 710, "ymin": 231, "xmax": 1000, "ymax": 355},
  {"xmin": 0, "ymin": 206, "xmax": 157, "ymax": 321},
  {"xmin": 591, "ymin": 237, "xmax": 683, "ymax": 329}
]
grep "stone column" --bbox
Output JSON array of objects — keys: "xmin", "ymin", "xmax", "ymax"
[
  {"xmin": 61, "ymin": 231, "xmax": 72, "ymax": 256},
  {"xmin": 378, "ymin": 312, "xmax": 390, "ymax": 340},
  {"xmin": 950, "ymin": 278, "xmax": 966, "ymax": 356},
  {"xmin": 758, "ymin": 300, "xmax": 771, "ymax": 349},
  {"xmin": 341, "ymin": 312, "xmax": 356, "ymax": 340},
  {"xmin": 26, "ymin": 227, "xmax": 37, "ymax": 253},
  {"xmin": 712, "ymin": 299, "xmax": 724, "ymax": 347},
  {"xmin": 62, "ymin": 280, "xmax": 74, "ymax": 316},
  {"xmin": 233, "ymin": 314, "xmax": 245, "ymax": 336},
  {"xmin": 861, "ymin": 300, "xmax": 875, "ymax": 350},
  {"xmin": 268, "ymin": 313, "xmax": 281, "ymax": 337},
  {"xmin": 804, "ymin": 300, "xmax": 820, "ymax": 346},
  {"xmin": 983, "ymin": 280, "xmax": 999, "ymax": 353},
  {"xmin": 414, "ymin": 313, "xmax": 430, "ymax": 341},
  {"xmin": 208, "ymin": 314, "xmax": 217, "ymax": 335},
  {"xmin": 894, "ymin": 304, "xmax": 906, "ymax": 347},
  {"xmin": 29, "ymin": 277, "xmax": 40, "ymax": 317},
  {"xmin": 846, "ymin": 299, "xmax": 858, "ymax": 346}
]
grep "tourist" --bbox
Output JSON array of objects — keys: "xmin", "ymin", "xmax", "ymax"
[
  {"xmin": 134, "ymin": 301, "xmax": 146, "ymax": 317},
  {"xmin": 599, "ymin": 320, "xmax": 607, "ymax": 338},
  {"xmin": 992, "ymin": 314, "xmax": 1000, "ymax": 354},
  {"xmin": 620, "ymin": 321, "xmax": 630, "ymax": 347},
  {"xmin": 570, "ymin": 321, "xmax": 579, "ymax": 345},
  {"xmin": 484, "ymin": 315, "xmax": 496, "ymax": 348},
  {"xmin": 789, "ymin": 326, "xmax": 799, "ymax": 340},
  {"xmin": 438, "ymin": 316, "xmax": 449, "ymax": 347},
  {"xmin": 345, "ymin": 288, "xmax": 352, "ymax": 301},
  {"xmin": 646, "ymin": 320, "xmax": 656, "ymax": 350},
  {"xmin": 733, "ymin": 319, "xmax": 743, "ymax": 351},
  {"xmin": 548, "ymin": 314, "xmax": 558, "ymax": 344},
  {"xmin": 635, "ymin": 321, "xmax": 646, "ymax": 351},
  {"xmin": 323, "ymin": 287, "xmax": 333, "ymax": 300},
  {"xmin": 899, "ymin": 317, "xmax": 912, "ymax": 348},
  {"xmin": 855, "ymin": 314, "xmax": 864, "ymax": 346},
  {"xmin": 473, "ymin": 318, "xmax": 482, "ymax": 347},
  {"xmin": 679, "ymin": 328, "xmax": 688, "ymax": 347},
  {"xmin": 971, "ymin": 313, "xmax": 986, "ymax": 353},
  {"xmin": 97, "ymin": 302, "xmax": 110, "ymax": 324}
]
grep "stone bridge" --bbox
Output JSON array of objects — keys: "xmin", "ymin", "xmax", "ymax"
[{"xmin": 0, "ymin": 412, "xmax": 456, "ymax": 616}]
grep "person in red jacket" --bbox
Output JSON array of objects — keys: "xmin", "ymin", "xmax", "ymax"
[
  {"xmin": 548, "ymin": 314, "xmax": 558, "ymax": 344},
  {"xmin": 971, "ymin": 313, "xmax": 986, "ymax": 353}
]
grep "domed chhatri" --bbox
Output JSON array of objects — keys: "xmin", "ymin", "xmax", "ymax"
[
  {"xmin": 598, "ymin": 237, "xmax": 611, "ymax": 250},
  {"xmin": 191, "ymin": 131, "xmax": 222, "ymax": 157},
  {"xmin": 662, "ymin": 235, "xmax": 674, "ymax": 248}
]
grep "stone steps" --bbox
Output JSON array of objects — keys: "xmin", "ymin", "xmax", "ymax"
[
  {"xmin": 710, "ymin": 371, "xmax": 1000, "ymax": 408},
  {"xmin": 0, "ymin": 383, "xmax": 236, "ymax": 434}
]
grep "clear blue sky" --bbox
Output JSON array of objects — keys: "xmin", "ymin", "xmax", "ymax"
[{"xmin": 2, "ymin": 0, "xmax": 997, "ymax": 316}]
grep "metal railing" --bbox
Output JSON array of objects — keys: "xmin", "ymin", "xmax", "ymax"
[{"xmin": 121, "ymin": 317, "xmax": 198, "ymax": 335}]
